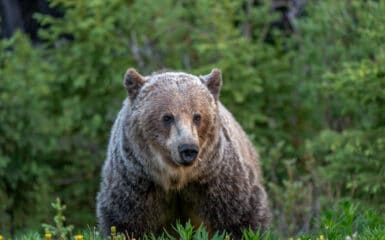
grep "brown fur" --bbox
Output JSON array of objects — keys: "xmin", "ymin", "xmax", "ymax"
[{"xmin": 96, "ymin": 69, "xmax": 271, "ymax": 239}]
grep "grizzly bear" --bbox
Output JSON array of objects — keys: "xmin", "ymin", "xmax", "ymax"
[{"xmin": 96, "ymin": 68, "xmax": 270, "ymax": 239}]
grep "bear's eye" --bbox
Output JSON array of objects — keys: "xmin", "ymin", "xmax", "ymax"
[
  {"xmin": 162, "ymin": 114, "xmax": 174, "ymax": 126},
  {"xmin": 193, "ymin": 113, "xmax": 201, "ymax": 125}
]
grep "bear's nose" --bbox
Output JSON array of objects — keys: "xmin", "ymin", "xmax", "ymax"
[{"xmin": 178, "ymin": 144, "xmax": 199, "ymax": 166}]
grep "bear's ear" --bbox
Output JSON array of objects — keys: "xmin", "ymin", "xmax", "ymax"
[
  {"xmin": 123, "ymin": 68, "xmax": 146, "ymax": 101},
  {"xmin": 201, "ymin": 68, "xmax": 222, "ymax": 101}
]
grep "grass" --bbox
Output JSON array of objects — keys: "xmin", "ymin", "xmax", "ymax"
[{"xmin": 1, "ymin": 200, "xmax": 384, "ymax": 240}]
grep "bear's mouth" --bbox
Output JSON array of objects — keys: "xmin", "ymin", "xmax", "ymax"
[{"xmin": 170, "ymin": 159, "xmax": 196, "ymax": 168}]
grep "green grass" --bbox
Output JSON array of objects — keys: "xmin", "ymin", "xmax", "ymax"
[
  {"xmin": 6, "ymin": 221, "xmax": 385, "ymax": 240},
  {"xmin": 2, "ymin": 200, "xmax": 384, "ymax": 240},
  {"xmin": 7, "ymin": 221, "xmax": 385, "ymax": 240}
]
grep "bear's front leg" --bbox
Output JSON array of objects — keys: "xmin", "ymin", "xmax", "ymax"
[
  {"xmin": 97, "ymin": 176, "xmax": 170, "ymax": 238},
  {"xmin": 196, "ymin": 174, "xmax": 270, "ymax": 239}
]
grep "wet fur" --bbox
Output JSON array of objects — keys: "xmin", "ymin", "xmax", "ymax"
[{"xmin": 96, "ymin": 70, "xmax": 271, "ymax": 239}]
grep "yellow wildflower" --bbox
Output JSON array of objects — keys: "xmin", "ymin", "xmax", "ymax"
[
  {"xmin": 320, "ymin": 235, "xmax": 325, "ymax": 240},
  {"xmin": 0, "ymin": 234, "xmax": 3, "ymax": 240},
  {"xmin": 111, "ymin": 226, "xmax": 117, "ymax": 235},
  {"xmin": 44, "ymin": 233, "xmax": 52, "ymax": 240},
  {"xmin": 74, "ymin": 234, "xmax": 84, "ymax": 240}
]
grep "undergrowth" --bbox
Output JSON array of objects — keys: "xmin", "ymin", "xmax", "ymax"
[{"xmin": 1, "ymin": 199, "xmax": 383, "ymax": 240}]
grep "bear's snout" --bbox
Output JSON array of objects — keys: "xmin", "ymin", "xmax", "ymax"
[{"xmin": 178, "ymin": 144, "xmax": 199, "ymax": 166}]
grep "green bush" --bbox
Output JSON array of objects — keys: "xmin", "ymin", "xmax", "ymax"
[
  {"xmin": 302, "ymin": 0, "xmax": 385, "ymax": 208},
  {"xmin": 0, "ymin": 32, "xmax": 55, "ymax": 230}
]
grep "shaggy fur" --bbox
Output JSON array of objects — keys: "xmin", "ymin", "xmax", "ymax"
[{"xmin": 96, "ymin": 68, "xmax": 270, "ymax": 239}]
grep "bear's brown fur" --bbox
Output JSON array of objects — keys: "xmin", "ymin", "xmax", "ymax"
[{"xmin": 96, "ymin": 68, "xmax": 270, "ymax": 239}]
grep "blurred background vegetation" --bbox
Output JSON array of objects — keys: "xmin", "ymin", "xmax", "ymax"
[{"xmin": 0, "ymin": 0, "xmax": 384, "ymax": 238}]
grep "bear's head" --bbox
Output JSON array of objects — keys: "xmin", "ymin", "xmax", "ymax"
[{"xmin": 123, "ymin": 68, "xmax": 222, "ymax": 183}]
